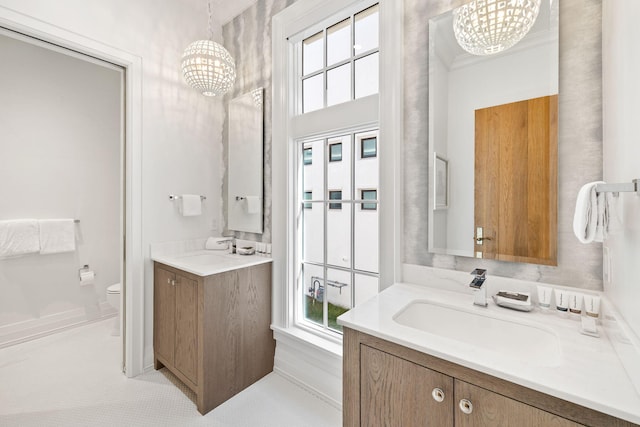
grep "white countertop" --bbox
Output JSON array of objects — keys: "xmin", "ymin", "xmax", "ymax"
[
  {"xmin": 151, "ymin": 250, "xmax": 272, "ymax": 277},
  {"xmin": 338, "ymin": 281, "xmax": 640, "ymax": 424}
]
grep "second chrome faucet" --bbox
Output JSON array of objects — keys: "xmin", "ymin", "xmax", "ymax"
[{"xmin": 470, "ymin": 268, "xmax": 487, "ymax": 307}]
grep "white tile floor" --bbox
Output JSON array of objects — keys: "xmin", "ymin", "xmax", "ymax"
[{"xmin": 0, "ymin": 319, "xmax": 342, "ymax": 427}]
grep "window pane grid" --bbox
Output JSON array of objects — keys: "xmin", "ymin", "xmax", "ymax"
[
  {"xmin": 303, "ymin": 260, "xmax": 379, "ymax": 278},
  {"xmin": 297, "ymin": 127, "xmax": 379, "ymax": 334},
  {"xmin": 300, "ymin": 4, "xmax": 379, "ymax": 114}
]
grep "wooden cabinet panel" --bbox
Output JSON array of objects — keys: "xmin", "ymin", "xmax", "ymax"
[
  {"xmin": 153, "ymin": 266, "xmax": 175, "ymax": 366},
  {"xmin": 200, "ymin": 263, "xmax": 275, "ymax": 413},
  {"xmin": 454, "ymin": 380, "xmax": 583, "ymax": 427},
  {"xmin": 344, "ymin": 328, "xmax": 635, "ymax": 427},
  {"xmin": 174, "ymin": 274, "xmax": 198, "ymax": 385},
  {"xmin": 203, "ymin": 269, "xmax": 242, "ymax": 404},
  {"xmin": 240, "ymin": 264, "xmax": 276, "ymax": 385},
  {"xmin": 360, "ymin": 345, "xmax": 453, "ymax": 427},
  {"xmin": 154, "ymin": 261, "xmax": 275, "ymax": 415}
]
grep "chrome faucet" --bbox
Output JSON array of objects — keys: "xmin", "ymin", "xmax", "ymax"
[
  {"xmin": 469, "ymin": 268, "xmax": 487, "ymax": 307},
  {"xmin": 218, "ymin": 235, "xmax": 236, "ymax": 253}
]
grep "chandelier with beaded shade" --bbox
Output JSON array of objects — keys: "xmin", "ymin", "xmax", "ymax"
[
  {"xmin": 181, "ymin": 1, "xmax": 236, "ymax": 96},
  {"xmin": 453, "ymin": 0, "xmax": 542, "ymax": 56}
]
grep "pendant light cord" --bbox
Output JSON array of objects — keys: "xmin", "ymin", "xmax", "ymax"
[{"xmin": 207, "ymin": 0, "xmax": 213, "ymax": 41}]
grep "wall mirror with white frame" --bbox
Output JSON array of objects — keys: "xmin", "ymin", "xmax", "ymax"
[
  {"xmin": 228, "ymin": 88, "xmax": 264, "ymax": 234},
  {"xmin": 427, "ymin": 0, "xmax": 559, "ymax": 266}
]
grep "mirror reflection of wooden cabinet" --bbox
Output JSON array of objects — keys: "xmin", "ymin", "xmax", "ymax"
[{"xmin": 474, "ymin": 95, "xmax": 558, "ymax": 265}]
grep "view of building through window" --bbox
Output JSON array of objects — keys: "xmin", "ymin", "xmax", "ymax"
[{"xmin": 300, "ymin": 130, "xmax": 379, "ymax": 334}]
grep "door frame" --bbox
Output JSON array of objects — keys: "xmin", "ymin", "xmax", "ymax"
[{"xmin": 0, "ymin": 7, "xmax": 145, "ymax": 377}]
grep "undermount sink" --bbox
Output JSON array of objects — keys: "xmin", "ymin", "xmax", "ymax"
[
  {"xmin": 174, "ymin": 252, "xmax": 234, "ymax": 264},
  {"xmin": 393, "ymin": 300, "xmax": 562, "ymax": 367}
]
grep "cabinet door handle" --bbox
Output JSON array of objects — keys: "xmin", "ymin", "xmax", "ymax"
[
  {"xmin": 171, "ymin": 279, "xmax": 175, "ymax": 286},
  {"xmin": 167, "ymin": 278, "xmax": 170, "ymax": 284},
  {"xmin": 431, "ymin": 388, "xmax": 445, "ymax": 403},
  {"xmin": 459, "ymin": 399, "xmax": 473, "ymax": 414}
]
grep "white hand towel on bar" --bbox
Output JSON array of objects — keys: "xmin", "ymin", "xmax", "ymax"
[
  {"xmin": 39, "ymin": 219, "xmax": 76, "ymax": 254},
  {"xmin": 245, "ymin": 196, "xmax": 260, "ymax": 214},
  {"xmin": 179, "ymin": 194, "xmax": 202, "ymax": 216},
  {"xmin": 593, "ymin": 192, "xmax": 611, "ymax": 242},
  {"xmin": 573, "ymin": 181, "xmax": 609, "ymax": 244},
  {"xmin": 0, "ymin": 219, "xmax": 40, "ymax": 258}
]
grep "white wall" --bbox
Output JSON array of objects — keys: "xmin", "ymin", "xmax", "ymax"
[
  {"xmin": 0, "ymin": 33, "xmax": 121, "ymax": 334},
  {"xmin": 0, "ymin": 0, "xmax": 226, "ymax": 367},
  {"xmin": 602, "ymin": 0, "xmax": 640, "ymax": 340},
  {"xmin": 445, "ymin": 41, "xmax": 558, "ymax": 253}
]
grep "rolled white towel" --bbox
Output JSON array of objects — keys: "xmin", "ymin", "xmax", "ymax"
[{"xmin": 573, "ymin": 181, "xmax": 604, "ymax": 244}]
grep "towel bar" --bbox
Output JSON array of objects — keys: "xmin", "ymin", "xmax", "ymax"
[
  {"xmin": 595, "ymin": 179, "xmax": 639, "ymax": 197},
  {"xmin": 168, "ymin": 195, "xmax": 206, "ymax": 201}
]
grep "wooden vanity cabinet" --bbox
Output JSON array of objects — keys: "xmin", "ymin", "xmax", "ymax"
[
  {"xmin": 360, "ymin": 345, "xmax": 454, "ymax": 426},
  {"xmin": 154, "ymin": 267, "xmax": 198, "ymax": 386},
  {"xmin": 154, "ymin": 261, "xmax": 275, "ymax": 415},
  {"xmin": 344, "ymin": 328, "xmax": 636, "ymax": 427}
]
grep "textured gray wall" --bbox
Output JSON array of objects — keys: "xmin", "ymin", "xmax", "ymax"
[
  {"xmin": 404, "ymin": 0, "xmax": 604, "ymax": 290},
  {"xmin": 224, "ymin": 0, "xmax": 604, "ymax": 290},
  {"xmin": 222, "ymin": 0, "xmax": 296, "ymax": 243}
]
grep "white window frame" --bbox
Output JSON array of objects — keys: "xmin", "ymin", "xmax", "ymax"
[{"xmin": 272, "ymin": 0, "xmax": 403, "ymax": 337}]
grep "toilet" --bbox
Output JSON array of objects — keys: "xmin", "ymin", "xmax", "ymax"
[{"xmin": 106, "ymin": 283, "xmax": 121, "ymax": 336}]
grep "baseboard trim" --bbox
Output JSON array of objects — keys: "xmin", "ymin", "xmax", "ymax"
[
  {"xmin": 273, "ymin": 366, "xmax": 342, "ymax": 410},
  {"xmin": 272, "ymin": 326, "xmax": 343, "ymax": 410},
  {"xmin": 0, "ymin": 302, "xmax": 117, "ymax": 349}
]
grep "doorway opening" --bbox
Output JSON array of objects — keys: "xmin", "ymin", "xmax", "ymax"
[{"xmin": 0, "ymin": 26, "xmax": 128, "ymax": 373}]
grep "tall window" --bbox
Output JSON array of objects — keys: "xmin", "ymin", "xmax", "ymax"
[
  {"xmin": 278, "ymin": 1, "xmax": 381, "ymax": 338},
  {"xmin": 301, "ymin": 131, "xmax": 379, "ymax": 334},
  {"xmin": 273, "ymin": 0, "xmax": 401, "ymax": 342}
]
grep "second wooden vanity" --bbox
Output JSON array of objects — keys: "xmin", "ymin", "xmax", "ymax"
[
  {"xmin": 344, "ymin": 328, "xmax": 636, "ymax": 427},
  {"xmin": 153, "ymin": 257, "xmax": 274, "ymax": 415},
  {"xmin": 339, "ymin": 281, "xmax": 640, "ymax": 426}
]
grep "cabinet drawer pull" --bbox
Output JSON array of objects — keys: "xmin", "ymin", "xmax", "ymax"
[
  {"xmin": 459, "ymin": 399, "xmax": 473, "ymax": 414},
  {"xmin": 431, "ymin": 388, "xmax": 445, "ymax": 403}
]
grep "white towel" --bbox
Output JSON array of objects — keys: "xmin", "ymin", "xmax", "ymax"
[
  {"xmin": 573, "ymin": 181, "xmax": 610, "ymax": 244},
  {"xmin": 593, "ymin": 192, "xmax": 611, "ymax": 242},
  {"xmin": 179, "ymin": 194, "xmax": 202, "ymax": 217},
  {"xmin": 245, "ymin": 196, "xmax": 260, "ymax": 214},
  {"xmin": 0, "ymin": 219, "xmax": 40, "ymax": 258},
  {"xmin": 39, "ymin": 219, "xmax": 76, "ymax": 254}
]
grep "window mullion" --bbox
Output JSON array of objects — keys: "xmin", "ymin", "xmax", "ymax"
[
  {"xmin": 323, "ymin": 137, "xmax": 329, "ymax": 330},
  {"xmin": 350, "ymin": 133, "xmax": 356, "ymax": 309},
  {"xmin": 323, "ymin": 28, "xmax": 328, "ymax": 110},
  {"xmin": 351, "ymin": 14, "xmax": 356, "ymax": 101}
]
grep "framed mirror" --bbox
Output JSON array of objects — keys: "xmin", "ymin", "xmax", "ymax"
[
  {"xmin": 228, "ymin": 88, "xmax": 264, "ymax": 234},
  {"xmin": 427, "ymin": 1, "xmax": 559, "ymax": 265}
]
